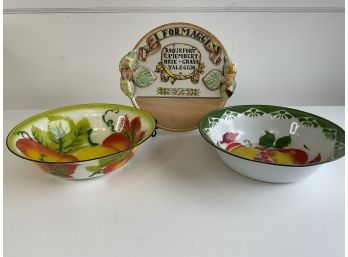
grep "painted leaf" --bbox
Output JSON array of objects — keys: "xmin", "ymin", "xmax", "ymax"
[
  {"xmin": 86, "ymin": 165, "xmax": 102, "ymax": 173},
  {"xmin": 243, "ymin": 108, "xmax": 265, "ymax": 118},
  {"xmin": 221, "ymin": 110, "xmax": 239, "ymax": 120},
  {"xmin": 203, "ymin": 70, "xmax": 223, "ymax": 90},
  {"xmin": 298, "ymin": 117, "xmax": 319, "ymax": 127},
  {"xmin": 119, "ymin": 50, "xmax": 137, "ymax": 71},
  {"xmin": 322, "ymin": 128, "xmax": 337, "ymax": 141},
  {"xmin": 274, "ymin": 135, "xmax": 291, "ymax": 148},
  {"xmin": 31, "ymin": 116, "xmax": 91, "ymax": 154},
  {"xmin": 31, "ymin": 125, "xmax": 51, "ymax": 147},
  {"xmin": 99, "ymin": 152, "xmax": 126, "ymax": 167},
  {"xmin": 99, "ymin": 154, "xmax": 123, "ymax": 167},
  {"xmin": 134, "ymin": 67, "xmax": 156, "ymax": 87},
  {"xmin": 259, "ymin": 131, "xmax": 275, "ymax": 148},
  {"xmin": 48, "ymin": 119, "xmax": 71, "ymax": 139},
  {"xmin": 270, "ymin": 110, "xmax": 293, "ymax": 120},
  {"xmin": 62, "ymin": 117, "xmax": 91, "ymax": 153}
]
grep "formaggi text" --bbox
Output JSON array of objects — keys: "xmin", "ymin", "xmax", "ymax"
[{"xmin": 138, "ymin": 26, "xmax": 222, "ymax": 65}]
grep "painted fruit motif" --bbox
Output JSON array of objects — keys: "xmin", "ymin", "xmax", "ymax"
[
  {"xmin": 102, "ymin": 133, "xmax": 132, "ymax": 151},
  {"xmin": 16, "ymin": 138, "xmax": 78, "ymax": 163},
  {"xmin": 74, "ymin": 146, "xmax": 118, "ymax": 161},
  {"xmin": 103, "ymin": 151, "xmax": 135, "ymax": 174},
  {"xmin": 16, "ymin": 138, "xmax": 79, "ymax": 178},
  {"xmin": 14, "ymin": 112, "xmax": 147, "ymax": 178},
  {"xmin": 221, "ymin": 131, "xmax": 321, "ymax": 165}
]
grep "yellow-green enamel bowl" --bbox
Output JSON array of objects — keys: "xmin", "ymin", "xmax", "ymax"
[{"xmin": 6, "ymin": 103, "xmax": 156, "ymax": 179}]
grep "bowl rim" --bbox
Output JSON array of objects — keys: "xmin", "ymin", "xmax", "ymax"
[
  {"xmin": 6, "ymin": 103, "xmax": 157, "ymax": 164},
  {"xmin": 198, "ymin": 104, "xmax": 345, "ymax": 167}
]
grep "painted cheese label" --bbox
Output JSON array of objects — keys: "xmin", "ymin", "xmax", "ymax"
[{"xmin": 120, "ymin": 22, "xmax": 237, "ymax": 99}]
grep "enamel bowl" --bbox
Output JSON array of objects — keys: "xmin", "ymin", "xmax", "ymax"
[
  {"xmin": 199, "ymin": 105, "xmax": 345, "ymax": 183},
  {"xmin": 6, "ymin": 103, "xmax": 156, "ymax": 179}
]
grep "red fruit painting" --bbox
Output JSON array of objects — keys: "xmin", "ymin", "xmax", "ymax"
[
  {"xmin": 308, "ymin": 153, "xmax": 321, "ymax": 163},
  {"xmin": 225, "ymin": 142, "xmax": 242, "ymax": 152},
  {"xmin": 274, "ymin": 148, "xmax": 309, "ymax": 164},
  {"xmin": 16, "ymin": 138, "xmax": 78, "ymax": 162},
  {"xmin": 16, "ymin": 138, "xmax": 79, "ymax": 177},
  {"xmin": 220, "ymin": 130, "xmax": 321, "ymax": 165},
  {"xmin": 102, "ymin": 133, "xmax": 132, "ymax": 151}
]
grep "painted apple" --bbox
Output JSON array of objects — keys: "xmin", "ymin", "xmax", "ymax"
[
  {"xmin": 16, "ymin": 138, "xmax": 78, "ymax": 162},
  {"xmin": 222, "ymin": 130, "xmax": 321, "ymax": 165},
  {"xmin": 102, "ymin": 132, "xmax": 132, "ymax": 151},
  {"xmin": 272, "ymin": 148, "xmax": 308, "ymax": 165},
  {"xmin": 16, "ymin": 138, "xmax": 79, "ymax": 177}
]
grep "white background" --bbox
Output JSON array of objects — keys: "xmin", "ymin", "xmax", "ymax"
[{"xmin": 3, "ymin": 0, "xmax": 345, "ymax": 109}]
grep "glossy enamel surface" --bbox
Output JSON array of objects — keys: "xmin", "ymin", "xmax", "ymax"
[
  {"xmin": 7, "ymin": 104, "xmax": 156, "ymax": 179},
  {"xmin": 199, "ymin": 105, "xmax": 345, "ymax": 182}
]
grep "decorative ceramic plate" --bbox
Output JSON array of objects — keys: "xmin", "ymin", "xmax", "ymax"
[{"xmin": 119, "ymin": 22, "xmax": 237, "ymax": 131}]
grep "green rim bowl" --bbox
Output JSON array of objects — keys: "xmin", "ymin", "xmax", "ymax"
[
  {"xmin": 199, "ymin": 105, "xmax": 345, "ymax": 183},
  {"xmin": 6, "ymin": 103, "xmax": 156, "ymax": 179}
]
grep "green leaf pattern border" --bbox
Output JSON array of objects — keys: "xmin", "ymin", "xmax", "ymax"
[{"xmin": 201, "ymin": 105, "xmax": 345, "ymax": 160}]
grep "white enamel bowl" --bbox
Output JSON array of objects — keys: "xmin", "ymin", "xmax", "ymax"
[{"xmin": 199, "ymin": 105, "xmax": 345, "ymax": 183}]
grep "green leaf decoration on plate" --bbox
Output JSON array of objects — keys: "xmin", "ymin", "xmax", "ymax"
[
  {"xmin": 31, "ymin": 116, "xmax": 91, "ymax": 154},
  {"xmin": 134, "ymin": 67, "xmax": 156, "ymax": 88},
  {"xmin": 258, "ymin": 131, "xmax": 291, "ymax": 149},
  {"xmin": 274, "ymin": 135, "xmax": 291, "ymax": 148},
  {"xmin": 270, "ymin": 110, "xmax": 293, "ymax": 120},
  {"xmin": 203, "ymin": 70, "xmax": 224, "ymax": 90},
  {"xmin": 119, "ymin": 50, "xmax": 138, "ymax": 71},
  {"xmin": 259, "ymin": 131, "xmax": 276, "ymax": 148},
  {"xmin": 323, "ymin": 128, "xmax": 337, "ymax": 141},
  {"xmin": 243, "ymin": 108, "xmax": 265, "ymax": 118},
  {"xmin": 299, "ymin": 117, "xmax": 319, "ymax": 127}
]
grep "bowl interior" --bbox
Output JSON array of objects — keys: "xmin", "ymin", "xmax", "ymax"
[
  {"xmin": 200, "ymin": 105, "xmax": 345, "ymax": 166},
  {"xmin": 7, "ymin": 104, "xmax": 156, "ymax": 163}
]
